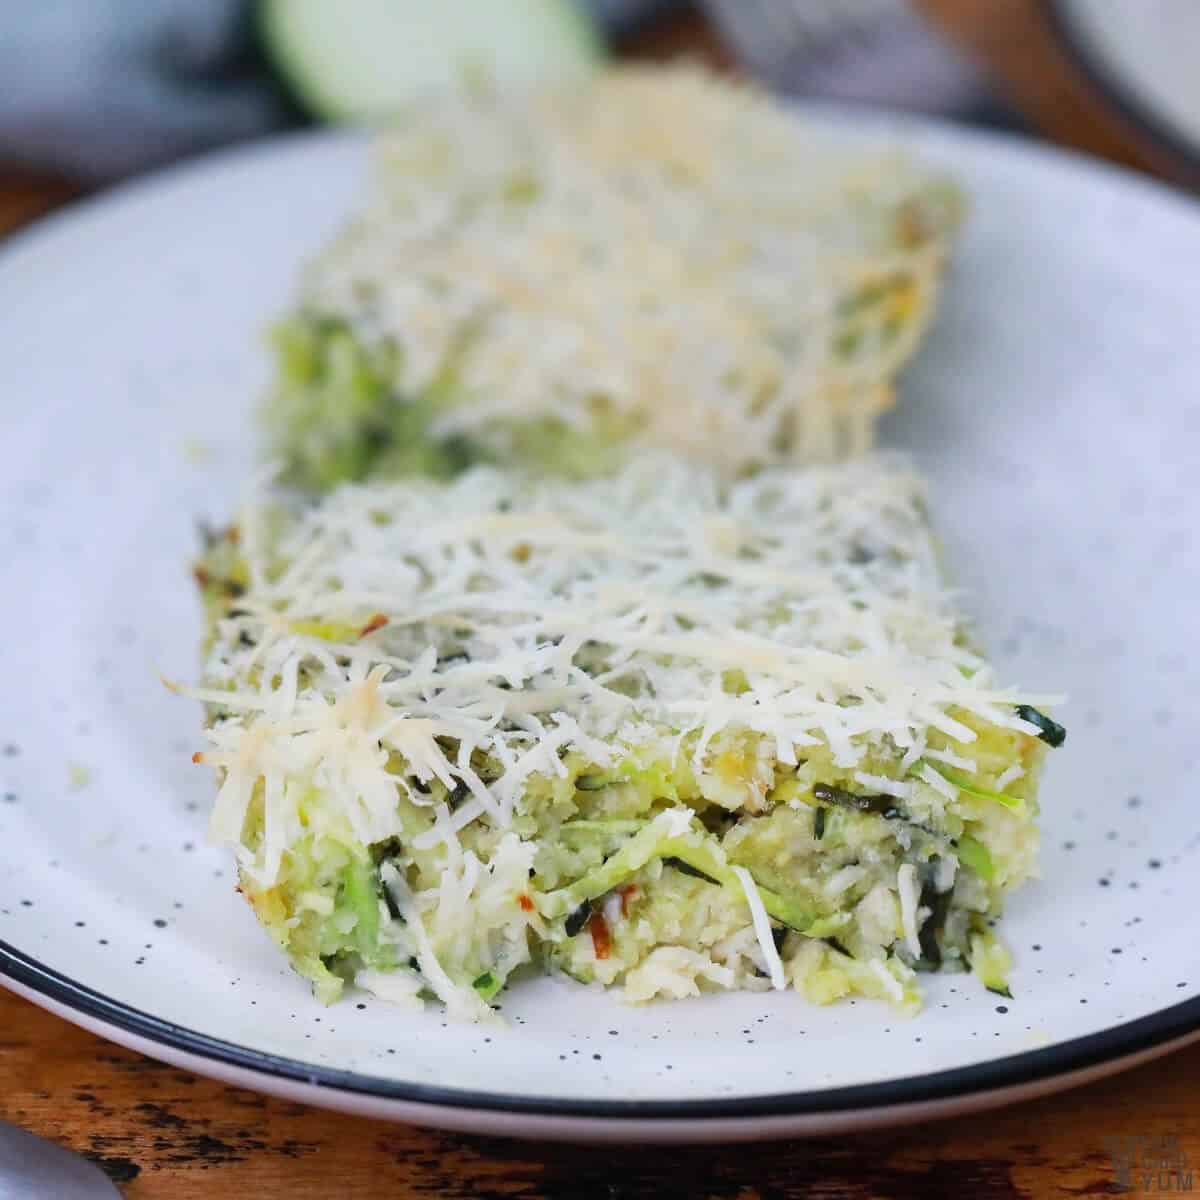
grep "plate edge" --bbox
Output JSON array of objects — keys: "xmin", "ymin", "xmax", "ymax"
[{"xmin": 3, "ymin": 940, "xmax": 1199, "ymax": 1120}]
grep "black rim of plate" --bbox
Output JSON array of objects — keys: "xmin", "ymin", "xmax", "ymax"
[
  {"xmin": 2, "ymin": 126, "xmax": 1199, "ymax": 1123},
  {"xmin": 3, "ymin": 940, "xmax": 1200, "ymax": 1119},
  {"xmin": 1047, "ymin": 0, "xmax": 1200, "ymax": 180}
]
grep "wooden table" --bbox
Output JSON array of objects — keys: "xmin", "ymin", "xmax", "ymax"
[
  {"xmin": 3, "ymin": 985, "xmax": 1199, "ymax": 1197},
  {"xmin": 3, "ymin": 10, "xmax": 1198, "ymax": 1198}
]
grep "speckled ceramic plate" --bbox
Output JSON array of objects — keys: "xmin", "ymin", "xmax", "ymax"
[{"xmin": 2, "ymin": 115, "xmax": 1199, "ymax": 1143}]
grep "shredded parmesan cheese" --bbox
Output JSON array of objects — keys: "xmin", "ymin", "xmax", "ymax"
[
  {"xmin": 897, "ymin": 863, "xmax": 923, "ymax": 960},
  {"xmin": 922, "ymin": 746, "xmax": 976, "ymax": 772},
  {"xmin": 191, "ymin": 452, "xmax": 1061, "ymax": 891},
  {"xmin": 869, "ymin": 958, "xmax": 905, "ymax": 1003},
  {"xmin": 853, "ymin": 771, "xmax": 912, "ymax": 801},
  {"xmin": 994, "ymin": 763, "xmax": 1025, "ymax": 791},
  {"xmin": 733, "ymin": 866, "xmax": 787, "ymax": 991},
  {"xmin": 920, "ymin": 762, "xmax": 960, "ymax": 801},
  {"xmin": 380, "ymin": 862, "xmax": 494, "ymax": 1022},
  {"xmin": 288, "ymin": 65, "xmax": 962, "ymax": 474}
]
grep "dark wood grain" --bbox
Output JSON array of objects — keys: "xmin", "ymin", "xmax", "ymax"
[
  {"xmin": 3, "ymin": 10, "xmax": 1199, "ymax": 1197},
  {"xmin": 916, "ymin": 0, "xmax": 1200, "ymax": 189},
  {"xmin": 0, "ymin": 169, "xmax": 76, "ymax": 236}
]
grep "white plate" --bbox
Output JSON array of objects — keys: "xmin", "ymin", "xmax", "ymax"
[{"xmin": 2, "ymin": 116, "xmax": 1199, "ymax": 1143}]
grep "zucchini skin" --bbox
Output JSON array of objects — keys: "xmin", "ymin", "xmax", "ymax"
[{"xmin": 255, "ymin": 0, "xmax": 606, "ymax": 123}]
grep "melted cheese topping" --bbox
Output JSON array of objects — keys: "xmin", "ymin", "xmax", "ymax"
[
  {"xmin": 193, "ymin": 453, "xmax": 1053, "ymax": 884},
  {"xmin": 298, "ymin": 65, "xmax": 961, "ymax": 471}
]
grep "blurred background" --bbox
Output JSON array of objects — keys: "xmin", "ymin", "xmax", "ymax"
[{"xmin": 2, "ymin": 0, "xmax": 1199, "ymax": 238}]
